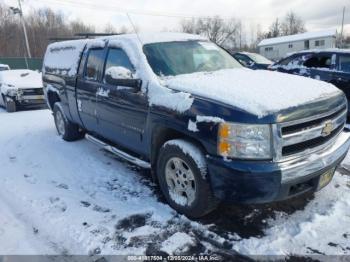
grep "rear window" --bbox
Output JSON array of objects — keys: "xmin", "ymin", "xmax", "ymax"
[{"xmin": 339, "ymin": 55, "xmax": 350, "ymax": 73}]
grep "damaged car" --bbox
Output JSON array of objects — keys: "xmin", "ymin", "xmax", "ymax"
[{"xmin": 0, "ymin": 69, "xmax": 45, "ymax": 112}]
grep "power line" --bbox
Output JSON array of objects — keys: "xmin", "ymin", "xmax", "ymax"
[{"xmin": 33, "ymin": 0, "xmax": 272, "ymax": 21}]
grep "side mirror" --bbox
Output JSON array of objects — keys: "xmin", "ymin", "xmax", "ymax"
[{"xmin": 105, "ymin": 66, "xmax": 142, "ymax": 92}]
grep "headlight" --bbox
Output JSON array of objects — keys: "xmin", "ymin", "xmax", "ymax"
[
  {"xmin": 6, "ymin": 88, "xmax": 18, "ymax": 97},
  {"xmin": 7, "ymin": 85, "xmax": 17, "ymax": 96},
  {"xmin": 218, "ymin": 123, "xmax": 272, "ymax": 159}
]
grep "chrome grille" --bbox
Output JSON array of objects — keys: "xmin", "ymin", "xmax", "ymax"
[
  {"xmin": 21, "ymin": 88, "xmax": 44, "ymax": 96},
  {"xmin": 273, "ymin": 104, "xmax": 347, "ymax": 162}
]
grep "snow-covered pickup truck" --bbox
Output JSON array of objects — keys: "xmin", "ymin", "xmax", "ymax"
[
  {"xmin": 42, "ymin": 33, "xmax": 350, "ymax": 218},
  {"xmin": 0, "ymin": 69, "xmax": 44, "ymax": 112},
  {"xmin": 0, "ymin": 64, "xmax": 10, "ymax": 71}
]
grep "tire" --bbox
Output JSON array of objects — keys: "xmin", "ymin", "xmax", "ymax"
[
  {"xmin": 5, "ymin": 97, "xmax": 16, "ymax": 113},
  {"xmin": 157, "ymin": 139, "xmax": 219, "ymax": 218},
  {"xmin": 53, "ymin": 103, "xmax": 84, "ymax": 141}
]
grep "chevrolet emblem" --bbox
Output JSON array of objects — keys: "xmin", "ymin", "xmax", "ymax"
[{"xmin": 321, "ymin": 121, "xmax": 333, "ymax": 137}]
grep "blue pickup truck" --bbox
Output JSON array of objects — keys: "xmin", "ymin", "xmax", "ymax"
[
  {"xmin": 42, "ymin": 33, "xmax": 350, "ymax": 218},
  {"xmin": 270, "ymin": 49, "xmax": 350, "ymax": 117}
]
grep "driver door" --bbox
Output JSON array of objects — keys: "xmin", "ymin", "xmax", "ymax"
[{"xmin": 97, "ymin": 47, "xmax": 149, "ymax": 155}]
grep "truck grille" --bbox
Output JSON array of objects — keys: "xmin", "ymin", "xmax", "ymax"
[
  {"xmin": 275, "ymin": 104, "xmax": 347, "ymax": 161},
  {"xmin": 21, "ymin": 88, "xmax": 44, "ymax": 96}
]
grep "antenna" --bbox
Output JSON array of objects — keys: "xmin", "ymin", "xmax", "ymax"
[
  {"xmin": 126, "ymin": 13, "xmax": 143, "ymax": 45},
  {"xmin": 340, "ymin": 6, "xmax": 346, "ymax": 48}
]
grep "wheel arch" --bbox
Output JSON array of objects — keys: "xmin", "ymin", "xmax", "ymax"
[
  {"xmin": 150, "ymin": 125, "xmax": 207, "ymax": 176},
  {"xmin": 47, "ymin": 90, "xmax": 61, "ymax": 110}
]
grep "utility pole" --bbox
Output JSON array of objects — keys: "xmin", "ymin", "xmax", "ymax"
[
  {"xmin": 10, "ymin": 0, "xmax": 31, "ymax": 59},
  {"xmin": 18, "ymin": 0, "xmax": 31, "ymax": 58},
  {"xmin": 340, "ymin": 6, "xmax": 345, "ymax": 48}
]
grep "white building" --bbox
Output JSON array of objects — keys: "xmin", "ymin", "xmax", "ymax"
[{"xmin": 258, "ymin": 29, "xmax": 337, "ymax": 61}]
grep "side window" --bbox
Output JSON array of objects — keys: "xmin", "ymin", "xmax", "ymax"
[
  {"xmin": 104, "ymin": 48, "xmax": 134, "ymax": 80},
  {"xmin": 85, "ymin": 49, "xmax": 105, "ymax": 81},
  {"xmin": 304, "ymin": 54, "xmax": 319, "ymax": 68},
  {"xmin": 339, "ymin": 55, "xmax": 350, "ymax": 73},
  {"xmin": 303, "ymin": 54, "xmax": 332, "ymax": 69},
  {"xmin": 279, "ymin": 55, "xmax": 298, "ymax": 66}
]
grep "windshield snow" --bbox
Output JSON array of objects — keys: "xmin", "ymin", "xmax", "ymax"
[{"xmin": 143, "ymin": 40, "xmax": 242, "ymax": 77}]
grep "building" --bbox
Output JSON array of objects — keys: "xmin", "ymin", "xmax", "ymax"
[{"xmin": 258, "ymin": 29, "xmax": 337, "ymax": 61}]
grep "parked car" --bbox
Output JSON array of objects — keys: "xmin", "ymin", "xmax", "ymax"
[
  {"xmin": 270, "ymin": 49, "xmax": 350, "ymax": 116},
  {"xmin": 42, "ymin": 33, "xmax": 350, "ymax": 218},
  {"xmin": 0, "ymin": 64, "xmax": 10, "ymax": 71},
  {"xmin": 232, "ymin": 52, "xmax": 272, "ymax": 70},
  {"xmin": 0, "ymin": 69, "xmax": 45, "ymax": 112}
]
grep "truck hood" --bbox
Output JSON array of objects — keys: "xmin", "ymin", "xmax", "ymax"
[
  {"xmin": 0, "ymin": 70, "xmax": 43, "ymax": 90},
  {"xmin": 162, "ymin": 68, "xmax": 342, "ymax": 118}
]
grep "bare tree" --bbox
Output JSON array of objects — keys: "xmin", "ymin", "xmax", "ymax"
[
  {"xmin": 0, "ymin": 3, "xmax": 96, "ymax": 58},
  {"xmin": 280, "ymin": 11, "xmax": 306, "ymax": 35},
  {"xmin": 180, "ymin": 16, "xmax": 240, "ymax": 48},
  {"xmin": 268, "ymin": 18, "xmax": 281, "ymax": 38}
]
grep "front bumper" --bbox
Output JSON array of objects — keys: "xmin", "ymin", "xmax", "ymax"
[
  {"xmin": 11, "ymin": 95, "xmax": 45, "ymax": 106},
  {"xmin": 207, "ymin": 131, "xmax": 350, "ymax": 204}
]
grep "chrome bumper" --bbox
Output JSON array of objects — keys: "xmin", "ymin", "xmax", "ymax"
[{"xmin": 279, "ymin": 131, "xmax": 350, "ymax": 182}]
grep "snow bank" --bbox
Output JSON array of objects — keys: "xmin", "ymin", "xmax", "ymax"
[
  {"xmin": 0, "ymin": 70, "xmax": 42, "ymax": 90},
  {"xmin": 43, "ymin": 39, "xmax": 89, "ymax": 77},
  {"xmin": 163, "ymin": 68, "xmax": 341, "ymax": 118},
  {"xmin": 233, "ymin": 172, "xmax": 350, "ymax": 256},
  {"xmin": 161, "ymin": 232, "xmax": 195, "ymax": 254}
]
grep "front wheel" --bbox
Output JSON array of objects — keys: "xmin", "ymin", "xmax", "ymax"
[
  {"xmin": 5, "ymin": 97, "xmax": 16, "ymax": 113},
  {"xmin": 53, "ymin": 103, "xmax": 84, "ymax": 141},
  {"xmin": 157, "ymin": 139, "xmax": 219, "ymax": 218}
]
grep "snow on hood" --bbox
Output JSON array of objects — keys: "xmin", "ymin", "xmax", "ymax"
[
  {"xmin": 0, "ymin": 70, "xmax": 42, "ymax": 89},
  {"xmin": 163, "ymin": 69, "xmax": 342, "ymax": 118}
]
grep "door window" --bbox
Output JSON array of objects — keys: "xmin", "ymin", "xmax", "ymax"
[
  {"xmin": 104, "ymin": 48, "xmax": 134, "ymax": 80},
  {"xmin": 85, "ymin": 49, "xmax": 105, "ymax": 81},
  {"xmin": 339, "ymin": 55, "xmax": 350, "ymax": 73},
  {"xmin": 303, "ymin": 54, "xmax": 332, "ymax": 69}
]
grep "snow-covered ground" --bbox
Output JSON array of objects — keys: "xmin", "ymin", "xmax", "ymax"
[{"xmin": 0, "ymin": 108, "xmax": 350, "ymax": 258}]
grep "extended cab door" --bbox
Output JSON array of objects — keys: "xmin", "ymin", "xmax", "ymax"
[
  {"xmin": 76, "ymin": 48, "xmax": 105, "ymax": 133},
  {"xmin": 96, "ymin": 47, "xmax": 149, "ymax": 155},
  {"xmin": 333, "ymin": 54, "xmax": 350, "ymax": 103}
]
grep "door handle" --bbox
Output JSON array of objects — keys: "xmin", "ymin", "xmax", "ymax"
[{"xmin": 96, "ymin": 87, "xmax": 110, "ymax": 98}]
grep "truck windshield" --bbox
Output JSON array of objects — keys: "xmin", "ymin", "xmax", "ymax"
[
  {"xmin": 143, "ymin": 41, "xmax": 242, "ymax": 77},
  {"xmin": 246, "ymin": 53, "xmax": 272, "ymax": 65}
]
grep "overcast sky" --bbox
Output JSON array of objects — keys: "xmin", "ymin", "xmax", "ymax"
[{"xmin": 2, "ymin": 0, "xmax": 350, "ymax": 39}]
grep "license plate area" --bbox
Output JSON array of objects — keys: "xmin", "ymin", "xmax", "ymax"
[{"xmin": 317, "ymin": 168, "xmax": 335, "ymax": 190}]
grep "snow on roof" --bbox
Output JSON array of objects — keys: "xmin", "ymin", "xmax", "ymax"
[
  {"xmin": 103, "ymin": 32, "xmax": 206, "ymax": 45},
  {"xmin": 0, "ymin": 69, "xmax": 42, "ymax": 88},
  {"xmin": 292, "ymin": 48, "xmax": 350, "ymax": 55},
  {"xmin": 43, "ymin": 33, "xmax": 206, "ymax": 77},
  {"xmin": 258, "ymin": 29, "xmax": 337, "ymax": 47}
]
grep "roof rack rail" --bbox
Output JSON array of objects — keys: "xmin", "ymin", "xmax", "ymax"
[
  {"xmin": 74, "ymin": 33, "xmax": 121, "ymax": 38},
  {"xmin": 48, "ymin": 37, "xmax": 84, "ymax": 42}
]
